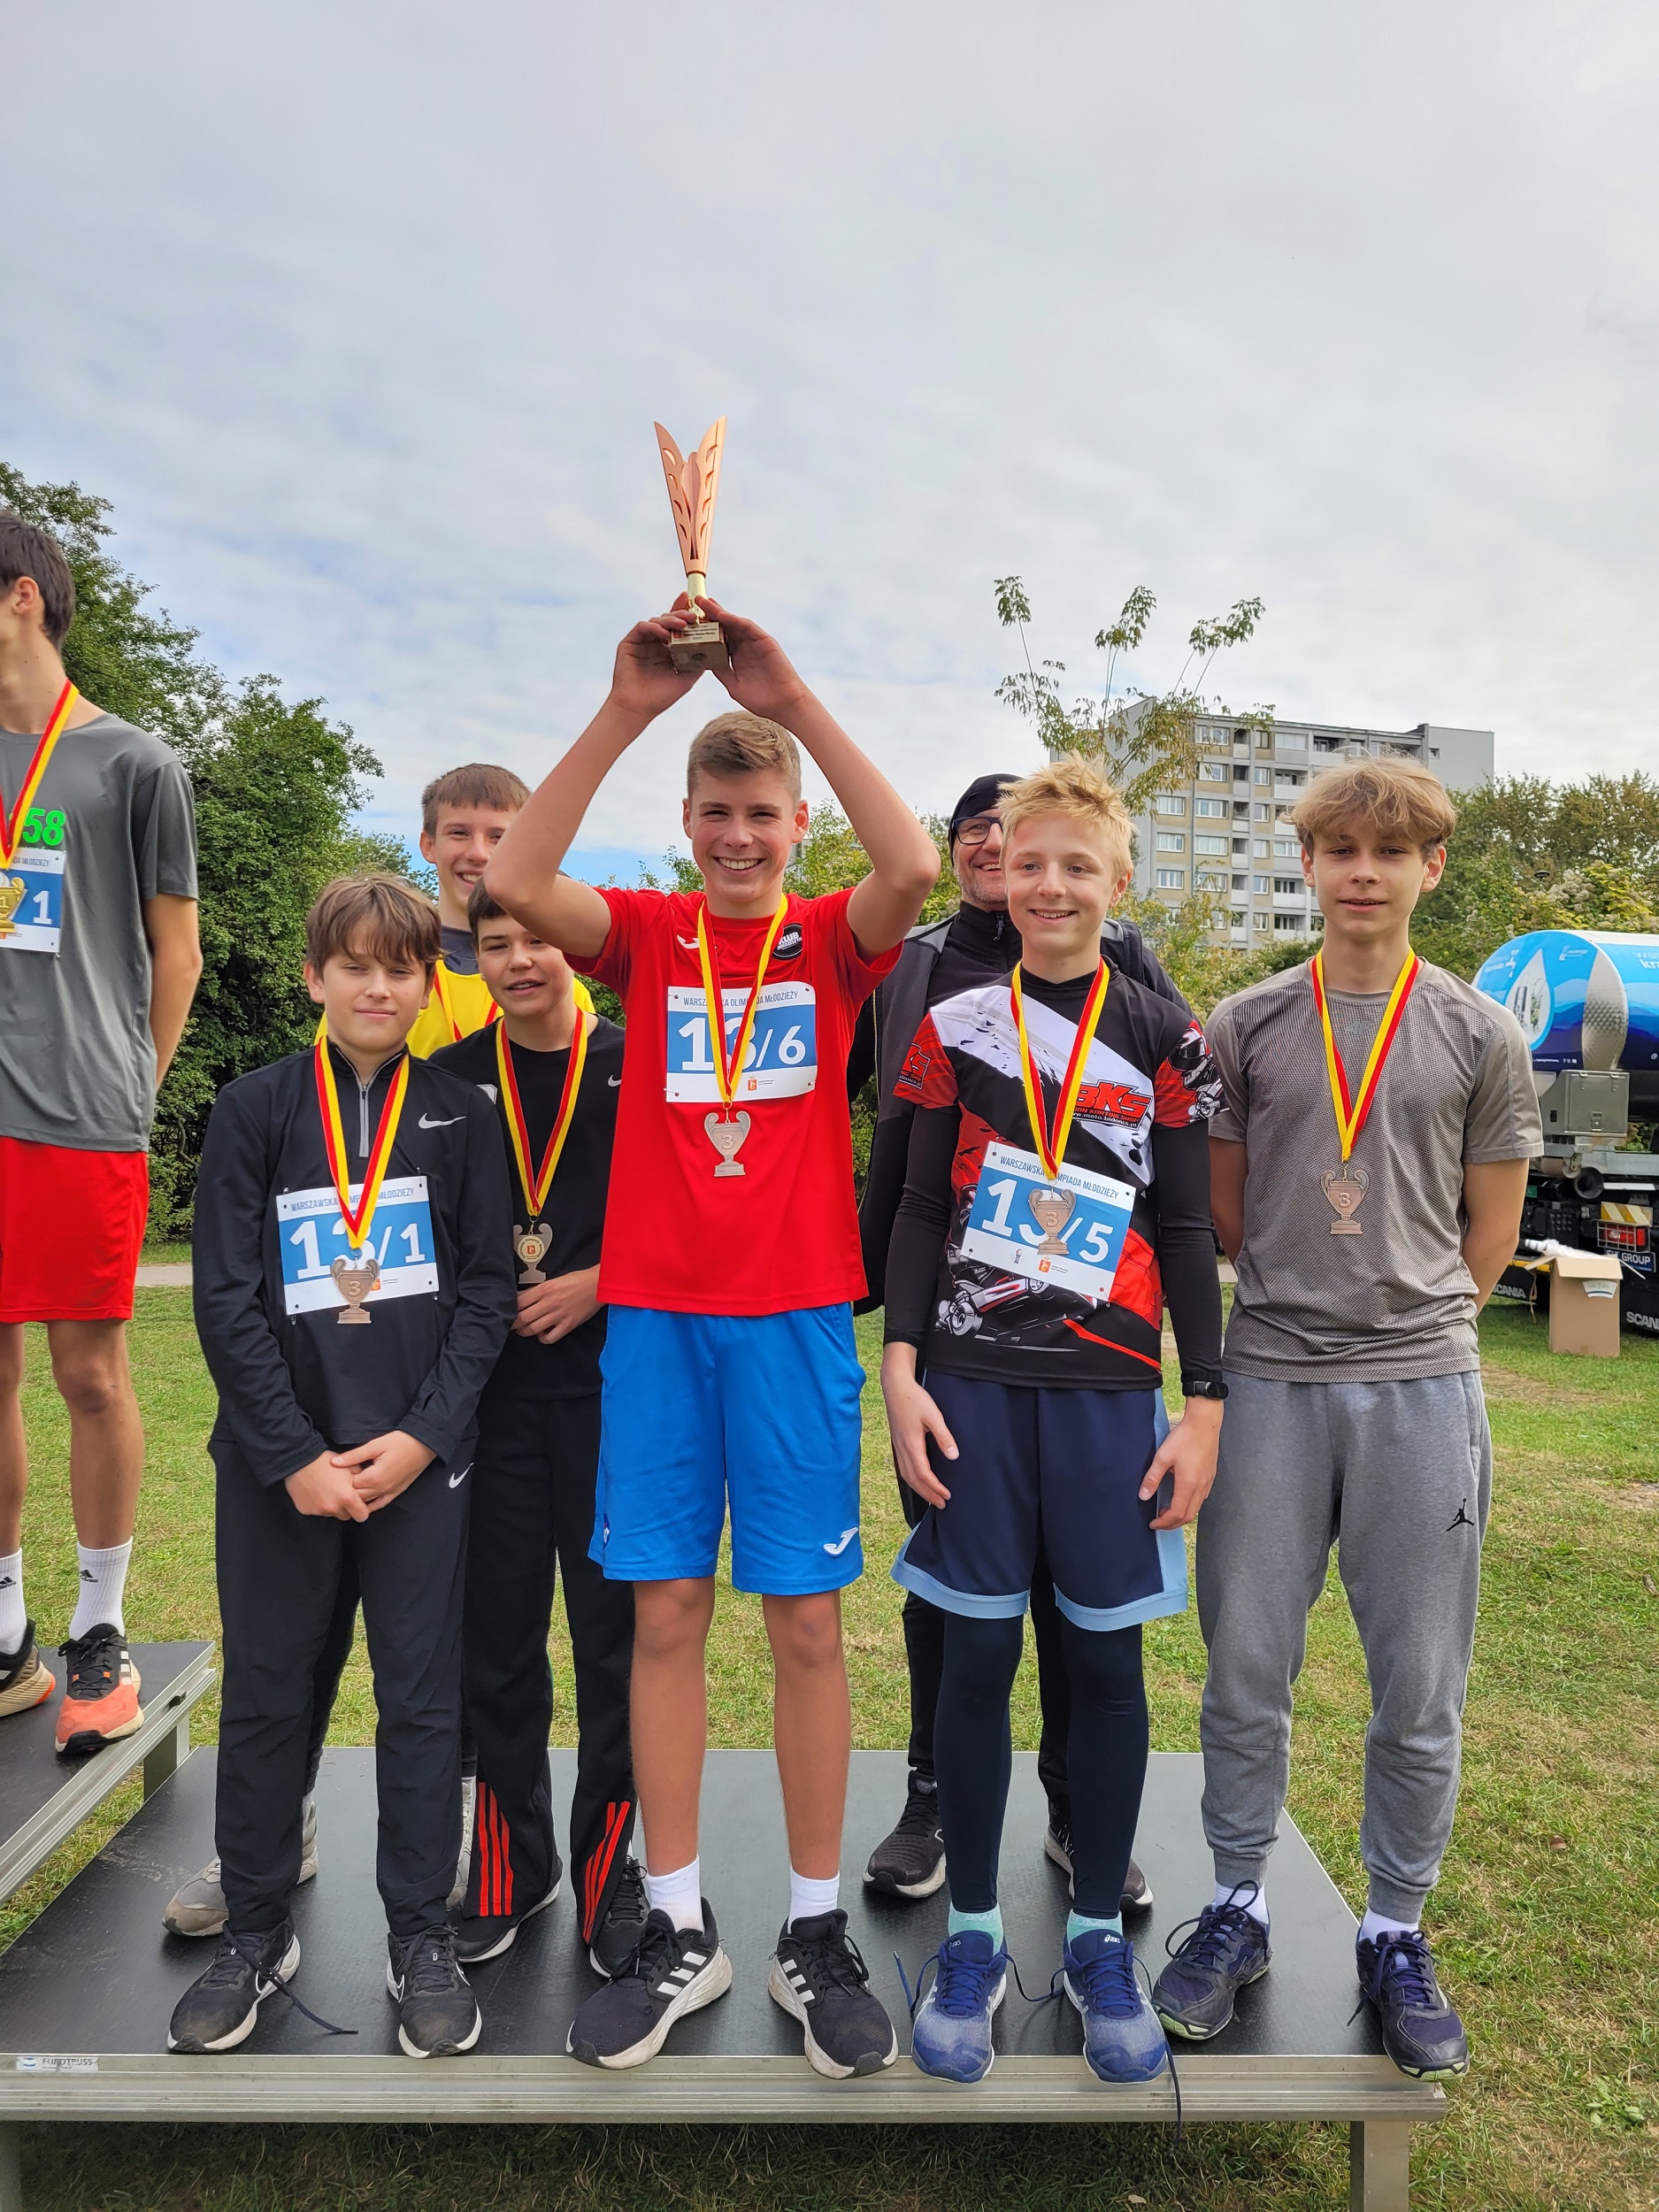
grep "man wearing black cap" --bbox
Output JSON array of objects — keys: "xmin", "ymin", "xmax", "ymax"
[{"xmin": 849, "ymin": 772, "xmax": 1185, "ymax": 1909}]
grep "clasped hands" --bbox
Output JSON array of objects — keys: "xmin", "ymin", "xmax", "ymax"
[{"xmin": 285, "ymin": 1431, "xmax": 434, "ymax": 1521}]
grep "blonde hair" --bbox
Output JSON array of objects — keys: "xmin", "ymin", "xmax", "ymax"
[
  {"xmin": 1292, "ymin": 757, "xmax": 1456, "ymax": 854},
  {"xmin": 305, "ymin": 874, "xmax": 441, "ymax": 975},
  {"xmin": 686, "ymin": 711, "xmax": 802, "ymax": 800},
  {"xmin": 999, "ymin": 755, "xmax": 1134, "ymax": 880}
]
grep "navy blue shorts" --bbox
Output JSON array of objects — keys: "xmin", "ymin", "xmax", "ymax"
[{"xmin": 891, "ymin": 1374, "xmax": 1187, "ymax": 1630}]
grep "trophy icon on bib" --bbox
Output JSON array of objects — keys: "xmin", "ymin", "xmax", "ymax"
[
  {"xmin": 514, "ymin": 1223, "xmax": 551, "ymax": 1286},
  {"xmin": 0, "ymin": 876, "xmax": 26, "ymax": 936},
  {"xmin": 331, "ymin": 1248, "xmax": 380, "ymax": 1323},
  {"xmin": 1028, "ymin": 1183, "xmax": 1076, "ymax": 1256},
  {"xmin": 1322, "ymin": 1163, "xmax": 1370, "ymax": 1235},
  {"xmin": 656, "ymin": 419, "xmax": 728, "ymax": 673},
  {"xmin": 705, "ymin": 1110, "xmax": 750, "ymax": 1177}
]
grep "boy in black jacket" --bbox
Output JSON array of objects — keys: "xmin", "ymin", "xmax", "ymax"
[{"xmin": 170, "ymin": 876, "xmax": 516, "ymax": 2061}]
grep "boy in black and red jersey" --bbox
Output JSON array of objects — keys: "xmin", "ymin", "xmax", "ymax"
[{"xmin": 880, "ymin": 757, "xmax": 1225, "ymax": 2089}]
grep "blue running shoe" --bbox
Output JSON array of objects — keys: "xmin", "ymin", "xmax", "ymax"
[
  {"xmin": 909, "ymin": 1931, "xmax": 1006, "ymax": 2083},
  {"xmin": 1062, "ymin": 1929, "xmax": 1170, "ymax": 2084},
  {"xmin": 1356, "ymin": 1929, "xmax": 1469, "ymax": 2081},
  {"xmin": 1152, "ymin": 1890, "xmax": 1271, "ymax": 2040}
]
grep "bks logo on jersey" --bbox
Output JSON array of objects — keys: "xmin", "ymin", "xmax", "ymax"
[
  {"xmin": 772, "ymin": 923, "xmax": 804, "ymax": 962},
  {"xmin": 898, "ymin": 1041, "xmax": 933, "ymax": 1094},
  {"xmin": 1074, "ymin": 1077, "xmax": 1151, "ymax": 1126}
]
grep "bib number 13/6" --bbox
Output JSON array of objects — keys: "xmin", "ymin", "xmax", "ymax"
[{"xmin": 960, "ymin": 1140, "xmax": 1134, "ymax": 1303}]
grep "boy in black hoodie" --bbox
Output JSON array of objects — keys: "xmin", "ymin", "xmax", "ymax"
[{"xmin": 169, "ymin": 875, "xmax": 516, "ymax": 2061}]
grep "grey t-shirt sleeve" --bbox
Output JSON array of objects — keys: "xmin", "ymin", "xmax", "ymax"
[
  {"xmin": 1463, "ymin": 1008, "xmax": 1543, "ymax": 1164},
  {"xmin": 1204, "ymin": 996, "xmax": 1248, "ymax": 1144},
  {"xmin": 133, "ymin": 754, "xmax": 198, "ymax": 902}
]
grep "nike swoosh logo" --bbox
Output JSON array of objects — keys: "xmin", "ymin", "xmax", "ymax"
[
  {"xmin": 608, "ymin": 1075, "xmax": 621, "ymax": 1087},
  {"xmin": 448, "ymin": 1463, "xmax": 472, "ymax": 1489},
  {"xmin": 823, "ymin": 1527, "xmax": 859, "ymax": 1556},
  {"xmin": 419, "ymin": 1113, "xmax": 464, "ymax": 1128}
]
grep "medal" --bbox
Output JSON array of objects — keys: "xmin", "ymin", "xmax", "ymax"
[
  {"xmin": 495, "ymin": 1016, "xmax": 588, "ymax": 1280},
  {"xmin": 313, "ymin": 1041, "xmax": 411, "ymax": 1321},
  {"xmin": 1010, "ymin": 961, "xmax": 1110, "ymax": 1234},
  {"xmin": 0, "ymin": 680, "xmax": 76, "ymax": 934},
  {"xmin": 694, "ymin": 896, "xmax": 787, "ymax": 1176},
  {"xmin": 432, "ymin": 961, "xmax": 503, "ymax": 1045},
  {"xmin": 1310, "ymin": 948, "xmax": 1419, "ymax": 1236}
]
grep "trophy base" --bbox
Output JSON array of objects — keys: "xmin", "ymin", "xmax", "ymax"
[
  {"xmin": 336, "ymin": 1308, "xmax": 373, "ymax": 1323},
  {"xmin": 670, "ymin": 621, "xmax": 729, "ymax": 673},
  {"xmin": 713, "ymin": 1160, "xmax": 746, "ymax": 1178},
  {"xmin": 1329, "ymin": 1221, "xmax": 1363, "ymax": 1235}
]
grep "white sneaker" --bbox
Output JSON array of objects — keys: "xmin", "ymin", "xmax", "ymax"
[{"xmin": 164, "ymin": 1794, "xmax": 319, "ymax": 1938}]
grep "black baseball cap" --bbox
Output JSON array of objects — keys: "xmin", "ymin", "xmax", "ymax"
[{"xmin": 949, "ymin": 773, "xmax": 1018, "ymax": 842}]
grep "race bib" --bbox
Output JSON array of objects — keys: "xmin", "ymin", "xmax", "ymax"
[
  {"xmin": 0, "ymin": 849, "xmax": 65, "ymax": 956},
  {"xmin": 960, "ymin": 1141, "xmax": 1135, "ymax": 1303},
  {"xmin": 277, "ymin": 1176, "xmax": 440, "ymax": 1317},
  {"xmin": 664, "ymin": 980, "xmax": 818, "ymax": 1102}
]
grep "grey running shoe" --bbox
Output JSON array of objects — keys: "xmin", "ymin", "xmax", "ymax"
[
  {"xmin": 168, "ymin": 1924, "xmax": 302, "ymax": 2054},
  {"xmin": 1041, "ymin": 1813, "xmax": 1153, "ymax": 1914},
  {"xmin": 165, "ymin": 1795, "xmax": 319, "ymax": 1938},
  {"xmin": 863, "ymin": 1777, "xmax": 946, "ymax": 1900},
  {"xmin": 1152, "ymin": 1886, "xmax": 1271, "ymax": 2040},
  {"xmin": 1356, "ymin": 1929, "xmax": 1470, "ymax": 2081}
]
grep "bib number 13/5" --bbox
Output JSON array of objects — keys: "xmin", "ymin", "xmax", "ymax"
[{"xmin": 960, "ymin": 1141, "xmax": 1135, "ymax": 1303}]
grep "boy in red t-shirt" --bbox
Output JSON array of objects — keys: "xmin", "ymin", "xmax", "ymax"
[{"xmin": 487, "ymin": 598, "xmax": 939, "ymax": 2077}]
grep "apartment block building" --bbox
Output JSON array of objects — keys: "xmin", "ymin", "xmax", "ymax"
[{"xmin": 1126, "ymin": 716, "xmax": 1494, "ymax": 947}]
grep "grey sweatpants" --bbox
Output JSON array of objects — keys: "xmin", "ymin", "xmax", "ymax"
[{"xmin": 1195, "ymin": 1371, "xmax": 1491, "ymax": 1924}]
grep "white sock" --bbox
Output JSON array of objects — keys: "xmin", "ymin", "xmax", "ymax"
[
  {"xmin": 1215, "ymin": 1879, "xmax": 1270, "ymax": 1930},
  {"xmin": 69, "ymin": 1540, "xmax": 132, "ymax": 1641},
  {"xmin": 787, "ymin": 1867, "xmax": 841, "ymax": 1929},
  {"xmin": 644, "ymin": 1858, "xmax": 704, "ymax": 1933},
  {"xmin": 1359, "ymin": 1909, "xmax": 1420, "ymax": 1947},
  {"xmin": 0, "ymin": 1550, "xmax": 24, "ymax": 1652}
]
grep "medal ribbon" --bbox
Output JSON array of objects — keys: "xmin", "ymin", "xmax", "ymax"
[
  {"xmin": 312, "ymin": 1041, "xmax": 411, "ymax": 1250},
  {"xmin": 432, "ymin": 962, "xmax": 503, "ymax": 1045},
  {"xmin": 1010, "ymin": 960, "xmax": 1111, "ymax": 1179},
  {"xmin": 0, "ymin": 680, "xmax": 76, "ymax": 866},
  {"xmin": 1310, "ymin": 949, "xmax": 1419, "ymax": 1162},
  {"xmin": 694, "ymin": 896, "xmax": 788, "ymax": 1116},
  {"xmin": 495, "ymin": 1014, "xmax": 588, "ymax": 1217}
]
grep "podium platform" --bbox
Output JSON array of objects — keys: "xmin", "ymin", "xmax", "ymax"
[
  {"xmin": 0, "ymin": 1640, "xmax": 213, "ymax": 1904},
  {"xmin": 0, "ymin": 1747, "xmax": 1442, "ymax": 2211}
]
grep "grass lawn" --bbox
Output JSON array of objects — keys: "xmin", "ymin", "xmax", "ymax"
[{"xmin": 4, "ymin": 1296, "xmax": 1657, "ymax": 2210}]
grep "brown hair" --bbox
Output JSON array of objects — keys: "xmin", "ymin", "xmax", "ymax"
[
  {"xmin": 1292, "ymin": 758, "xmax": 1456, "ymax": 854},
  {"xmin": 466, "ymin": 879, "xmax": 507, "ymax": 937},
  {"xmin": 686, "ymin": 711, "xmax": 802, "ymax": 800},
  {"xmin": 420, "ymin": 763, "xmax": 529, "ymax": 837},
  {"xmin": 0, "ymin": 512, "xmax": 76, "ymax": 649},
  {"xmin": 999, "ymin": 755, "xmax": 1135, "ymax": 880},
  {"xmin": 305, "ymin": 874, "xmax": 441, "ymax": 973}
]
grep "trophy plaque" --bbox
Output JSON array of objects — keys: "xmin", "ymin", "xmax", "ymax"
[
  {"xmin": 655, "ymin": 419, "xmax": 728, "ymax": 672},
  {"xmin": 331, "ymin": 1249, "xmax": 380, "ymax": 1322},
  {"xmin": 514, "ymin": 1223, "xmax": 551, "ymax": 1286},
  {"xmin": 705, "ymin": 1110, "xmax": 751, "ymax": 1177},
  {"xmin": 0, "ymin": 877, "xmax": 25, "ymax": 936},
  {"xmin": 1027, "ymin": 1184, "xmax": 1076, "ymax": 1256},
  {"xmin": 1322, "ymin": 1163, "xmax": 1370, "ymax": 1235}
]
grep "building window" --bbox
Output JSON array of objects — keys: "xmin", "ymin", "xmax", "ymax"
[
  {"xmin": 1256, "ymin": 730, "xmax": 1275, "ymax": 752},
  {"xmin": 1274, "ymin": 839, "xmax": 1298, "ymax": 859},
  {"xmin": 1313, "ymin": 734, "xmax": 1340, "ymax": 752},
  {"xmin": 1253, "ymin": 875, "xmax": 1271, "ymax": 895},
  {"xmin": 1199, "ymin": 762, "xmax": 1230, "ymax": 782},
  {"xmin": 1253, "ymin": 912, "xmax": 1271, "ymax": 932},
  {"xmin": 1156, "ymin": 868, "xmax": 1187, "ymax": 889},
  {"xmin": 1278, "ymin": 731, "xmax": 1307, "ymax": 751},
  {"xmin": 1230, "ymin": 910, "xmax": 1248, "ymax": 928},
  {"xmin": 1156, "ymin": 832, "xmax": 1187, "ymax": 852},
  {"xmin": 1154, "ymin": 792, "xmax": 1187, "ymax": 815},
  {"xmin": 1275, "ymin": 770, "xmax": 1306, "ymax": 788},
  {"xmin": 1232, "ymin": 872, "xmax": 1248, "ymax": 889},
  {"xmin": 1194, "ymin": 834, "xmax": 1229, "ymax": 855},
  {"xmin": 1252, "ymin": 804, "xmax": 1271, "ymax": 821},
  {"xmin": 1273, "ymin": 876, "xmax": 1302, "ymax": 895},
  {"xmin": 1197, "ymin": 870, "xmax": 1227, "ymax": 889},
  {"xmin": 1254, "ymin": 765, "xmax": 1272, "ymax": 784},
  {"xmin": 1273, "ymin": 912, "xmax": 1304, "ymax": 932},
  {"xmin": 1233, "ymin": 764, "xmax": 1250, "ymax": 782},
  {"xmin": 1194, "ymin": 796, "xmax": 1227, "ymax": 818},
  {"xmin": 1253, "ymin": 839, "xmax": 1270, "ymax": 858}
]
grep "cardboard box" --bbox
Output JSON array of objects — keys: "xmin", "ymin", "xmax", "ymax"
[{"xmin": 1547, "ymin": 1250, "xmax": 1624, "ymax": 1358}]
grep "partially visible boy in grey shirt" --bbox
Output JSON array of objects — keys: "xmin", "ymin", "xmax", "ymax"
[{"xmin": 1151, "ymin": 757, "xmax": 1539, "ymax": 2085}]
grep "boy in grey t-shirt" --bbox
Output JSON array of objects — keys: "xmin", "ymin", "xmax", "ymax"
[{"xmin": 1152, "ymin": 757, "xmax": 1539, "ymax": 2084}]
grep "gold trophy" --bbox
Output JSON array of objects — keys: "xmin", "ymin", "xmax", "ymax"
[
  {"xmin": 514, "ymin": 1224, "xmax": 551, "ymax": 1286},
  {"xmin": 0, "ymin": 877, "xmax": 26, "ymax": 935},
  {"xmin": 1027, "ymin": 1184, "xmax": 1076, "ymax": 1256},
  {"xmin": 656, "ymin": 419, "xmax": 728, "ymax": 672},
  {"xmin": 331, "ymin": 1249, "xmax": 381, "ymax": 1323},
  {"xmin": 704, "ymin": 1110, "xmax": 750, "ymax": 1177},
  {"xmin": 1322, "ymin": 1163, "xmax": 1370, "ymax": 1235}
]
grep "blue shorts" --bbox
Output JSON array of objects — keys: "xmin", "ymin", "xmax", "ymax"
[
  {"xmin": 892, "ymin": 1374, "xmax": 1187, "ymax": 1630},
  {"xmin": 593, "ymin": 1304, "xmax": 866, "ymax": 1595}
]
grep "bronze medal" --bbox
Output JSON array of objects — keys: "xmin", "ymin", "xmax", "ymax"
[
  {"xmin": 1322, "ymin": 1163, "xmax": 1370, "ymax": 1235},
  {"xmin": 331, "ymin": 1249, "xmax": 380, "ymax": 1323},
  {"xmin": 694, "ymin": 897, "xmax": 787, "ymax": 1177},
  {"xmin": 704, "ymin": 1110, "xmax": 751, "ymax": 1177},
  {"xmin": 514, "ymin": 1223, "xmax": 552, "ymax": 1284}
]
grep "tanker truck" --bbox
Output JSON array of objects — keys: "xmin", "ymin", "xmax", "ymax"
[{"xmin": 1472, "ymin": 929, "xmax": 1659, "ymax": 1336}]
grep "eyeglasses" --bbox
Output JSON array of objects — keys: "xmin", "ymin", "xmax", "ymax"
[{"xmin": 954, "ymin": 816, "xmax": 1001, "ymax": 847}]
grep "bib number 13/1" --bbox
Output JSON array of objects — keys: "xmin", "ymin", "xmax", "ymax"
[
  {"xmin": 0, "ymin": 849, "xmax": 65, "ymax": 954},
  {"xmin": 961, "ymin": 1141, "xmax": 1135, "ymax": 1303}
]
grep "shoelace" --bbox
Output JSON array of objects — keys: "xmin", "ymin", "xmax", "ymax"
[
  {"xmin": 58, "ymin": 1630, "xmax": 119, "ymax": 1697},
  {"xmin": 615, "ymin": 1914, "xmax": 690, "ymax": 1988},
  {"xmin": 896, "ymin": 1939, "xmax": 1029, "ymax": 2020},
  {"xmin": 1063, "ymin": 1934, "xmax": 1144, "ymax": 2021},
  {"xmin": 790, "ymin": 1924, "xmax": 874, "ymax": 1997},
  {"xmin": 1161, "ymin": 1886, "xmax": 1264, "ymax": 1976},
  {"xmin": 895, "ymin": 1787, "xmax": 941, "ymax": 1837},
  {"xmin": 396, "ymin": 1932, "xmax": 470, "ymax": 2001},
  {"xmin": 609, "ymin": 1858, "xmax": 648, "ymax": 1924},
  {"xmin": 203, "ymin": 1931, "xmax": 355, "ymax": 2039},
  {"xmin": 1356, "ymin": 1929, "xmax": 1442, "ymax": 2015}
]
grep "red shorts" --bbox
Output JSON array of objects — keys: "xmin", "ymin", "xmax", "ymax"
[{"xmin": 0, "ymin": 1137, "xmax": 148, "ymax": 1325}]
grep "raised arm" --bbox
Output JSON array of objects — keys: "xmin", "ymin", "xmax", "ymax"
[{"xmin": 700, "ymin": 598, "xmax": 940, "ymax": 956}]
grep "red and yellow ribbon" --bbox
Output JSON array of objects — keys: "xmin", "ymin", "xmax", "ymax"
[
  {"xmin": 1010, "ymin": 960, "xmax": 1111, "ymax": 1179},
  {"xmin": 495, "ymin": 1013, "xmax": 588, "ymax": 1217},
  {"xmin": 0, "ymin": 680, "xmax": 76, "ymax": 866},
  {"xmin": 695, "ymin": 896, "xmax": 788, "ymax": 1116},
  {"xmin": 1310, "ymin": 948, "xmax": 1419, "ymax": 1162},
  {"xmin": 432, "ymin": 962, "xmax": 503, "ymax": 1045},
  {"xmin": 313, "ymin": 1041, "xmax": 410, "ymax": 1250}
]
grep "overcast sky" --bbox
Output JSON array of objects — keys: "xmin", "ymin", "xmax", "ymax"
[{"xmin": 6, "ymin": 1, "xmax": 1656, "ymax": 872}]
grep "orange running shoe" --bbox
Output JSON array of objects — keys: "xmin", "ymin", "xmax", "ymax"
[
  {"xmin": 55, "ymin": 1623, "xmax": 143, "ymax": 1755},
  {"xmin": 0, "ymin": 1618, "xmax": 56, "ymax": 1718}
]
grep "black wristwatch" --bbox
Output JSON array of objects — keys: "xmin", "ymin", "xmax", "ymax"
[{"xmin": 1179, "ymin": 1371, "xmax": 1229, "ymax": 1401}]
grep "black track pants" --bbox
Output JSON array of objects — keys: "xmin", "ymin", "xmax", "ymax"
[
  {"xmin": 214, "ymin": 1440, "xmax": 471, "ymax": 1940},
  {"xmin": 301, "ymin": 1551, "xmax": 360, "ymax": 1796},
  {"xmin": 462, "ymin": 1392, "xmax": 635, "ymax": 1940},
  {"xmin": 897, "ymin": 1471, "xmax": 1071, "ymax": 1806}
]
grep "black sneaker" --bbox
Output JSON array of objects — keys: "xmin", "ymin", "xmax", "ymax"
[
  {"xmin": 1356, "ymin": 1929, "xmax": 1470, "ymax": 2080},
  {"xmin": 566, "ymin": 1902, "xmax": 731, "ymax": 2069},
  {"xmin": 386, "ymin": 1927, "xmax": 480, "ymax": 2058},
  {"xmin": 588, "ymin": 1855, "xmax": 649, "ymax": 1979},
  {"xmin": 1152, "ymin": 1887, "xmax": 1271, "ymax": 2040},
  {"xmin": 451, "ymin": 1872, "xmax": 559, "ymax": 1964},
  {"xmin": 1041, "ymin": 1812, "xmax": 1154, "ymax": 1914},
  {"xmin": 768, "ymin": 1909, "xmax": 899, "ymax": 2078},
  {"xmin": 863, "ymin": 1776, "xmax": 945, "ymax": 1900},
  {"xmin": 168, "ymin": 1924, "xmax": 301, "ymax": 2054}
]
